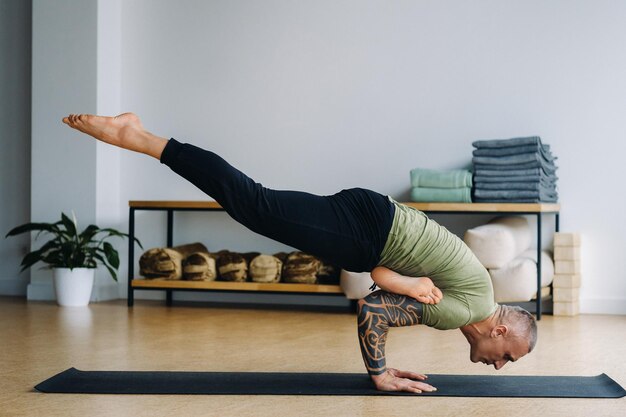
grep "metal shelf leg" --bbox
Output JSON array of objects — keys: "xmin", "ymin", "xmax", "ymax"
[
  {"xmin": 128, "ymin": 207, "xmax": 135, "ymax": 307},
  {"xmin": 536, "ymin": 213, "xmax": 542, "ymax": 320},
  {"xmin": 166, "ymin": 210, "xmax": 174, "ymax": 305}
]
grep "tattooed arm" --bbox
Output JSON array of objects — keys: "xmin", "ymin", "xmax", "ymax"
[{"xmin": 357, "ymin": 290, "xmax": 437, "ymax": 393}]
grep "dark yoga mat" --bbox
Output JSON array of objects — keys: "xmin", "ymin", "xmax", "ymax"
[{"xmin": 35, "ymin": 368, "xmax": 626, "ymax": 398}]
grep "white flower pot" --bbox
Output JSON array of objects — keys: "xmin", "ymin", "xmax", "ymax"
[{"xmin": 53, "ymin": 268, "xmax": 95, "ymax": 307}]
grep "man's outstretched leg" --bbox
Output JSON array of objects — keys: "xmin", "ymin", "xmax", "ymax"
[
  {"xmin": 62, "ymin": 113, "xmax": 395, "ymax": 272},
  {"xmin": 62, "ymin": 113, "xmax": 168, "ymax": 159}
]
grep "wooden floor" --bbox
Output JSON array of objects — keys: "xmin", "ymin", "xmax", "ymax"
[{"xmin": 1, "ymin": 296, "xmax": 624, "ymax": 417}]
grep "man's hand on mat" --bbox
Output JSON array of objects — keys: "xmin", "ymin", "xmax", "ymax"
[{"xmin": 371, "ymin": 368, "xmax": 437, "ymax": 393}]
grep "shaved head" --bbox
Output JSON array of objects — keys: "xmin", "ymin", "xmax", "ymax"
[{"xmin": 497, "ymin": 305, "xmax": 537, "ymax": 352}]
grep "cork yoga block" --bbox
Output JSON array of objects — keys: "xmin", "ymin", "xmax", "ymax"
[
  {"xmin": 553, "ymin": 274, "xmax": 581, "ymax": 288},
  {"xmin": 554, "ymin": 246, "xmax": 581, "ymax": 261},
  {"xmin": 554, "ymin": 301, "xmax": 580, "ymax": 316},
  {"xmin": 553, "ymin": 287, "xmax": 580, "ymax": 302},
  {"xmin": 554, "ymin": 232, "xmax": 581, "ymax": 247},
  {"xmin": 554, "ymin": 260, "xmax": 581, "ymax": 274}
]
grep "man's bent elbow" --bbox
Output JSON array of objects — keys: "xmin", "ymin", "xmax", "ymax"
[{"xmin": 357, "ymin": 291, "xmax": 383, "ymax": 319}]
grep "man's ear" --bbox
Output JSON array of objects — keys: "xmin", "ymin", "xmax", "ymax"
[{"xmin": 490, "ymin": 324, "xmax": 509, "ymax": 338}]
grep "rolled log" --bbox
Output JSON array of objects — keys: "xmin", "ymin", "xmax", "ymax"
[
  {"xmin": 139, "ymin": 243, "xmax": 208, "ymax": 280},
  {"xmin": 283, "ymin": 252, "xmax": 320, "ymax": 284}
]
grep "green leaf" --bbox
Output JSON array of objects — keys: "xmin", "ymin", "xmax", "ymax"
[
  {"xmin": 42, "ymin": 249, "xmax": 64, "ymax": 268},
  {"xmin": 74, "ymin": 251, "xmax": 86, "ymax": 268},
  {"xmin": 60, "ymin": 213, "xmax": 77, "ymax": 237},
  {"xmin": 18, "ymin": 240, "xmax": 57, "ymax": 271},
  {"xmin": 79, "ymin": 225, "xmax": 100, "ymax": 245},
  {"xmin": 93, "ymin": 253, "xmax": 118, "ymax": 281},
  {"xmin": 20, "ymin": 250, "xmax": 45, "ymax": 272},
  {"xmin": 104, "ymin": 263, "xmax": 117, "ymax": 281},
  {"xmin": 6, "ymin": 222, "xmax": 56, "ymax": 238},
  {"xmin": 102, "ymin": 242, "xmax": 120, "ymax": 269}
]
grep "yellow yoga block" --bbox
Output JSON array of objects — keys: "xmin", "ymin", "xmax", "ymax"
[
  {"xmin": 553, "ymin": 274, "xmax": 581, "ymax": 288},
  {"xmin": 553, "ymin": 287, "xmax": 580, "ymax": 302},
  {"xmin": 554, "ymin": 233, "xmax": 581, "ymax": 247},
  {"xmin": 554, "ymin": 301, "xmax": 580, "ymax": 316},
  {"xmin": 555, "ymin": 260, "xmax": 581, "ymax": 274},
  {"xmin": 554, "ymin": 246, "xmax": 581, "ymax": 261}
]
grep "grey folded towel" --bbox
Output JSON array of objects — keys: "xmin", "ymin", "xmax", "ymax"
[
  {"xmin": 473, "ymin": 188, "xmax": 558, "ymax": 201},
  {"xmin": 473, "ymin": 144, "xmax": 540, "ymax": 157},
  {"xmin": 473, "ymin": 144, "xmax": 554, "ymax": 161},
  {"xmin": 472, "ymin": 136, "xmax": 541, "ymax": 149},
  {"xmin": 474, "ymin": 167, "xmax": 557, "ymax": 177},
  {"xmin": 474, "ymin": 181, "xmax": 557, "ymax": 191},
  {"xmin": 474, "ymin": 161, "xmax": 557, "ymax": 174},
  {"xmin": 474, "ymin": 175, "xmax": 557, "ymax": 184},
  {"xmin": 472, "ymin": 152, "xmax": 555, "ymax": 166},
  {"xmin": 474, "ymin": 197, "xmax": 559, "ymax": 203}
]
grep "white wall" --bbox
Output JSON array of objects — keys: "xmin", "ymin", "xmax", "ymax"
[
  {"xmin": 118, "ymin": 0, "xmax": 626, "ymax": 313},
  {"xmin": 29, "ymin": 0, "xmax": 120, "ymax": 301},
  {"xmin": 0, "ymin": 0, "xmax": 31, "ymax": 295},
  {"xmin": 23, "ymin": 0, "xmax": 626, "ymax": 313}
]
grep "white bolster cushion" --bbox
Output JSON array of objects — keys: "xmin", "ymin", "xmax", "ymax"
[
  {"xmin": 489, "ymin": 249, "xmax": 554, "ymax": 303},
  {"xmin": 340, "ymin": 270, "xmax": 374, "ymax": 300},
  {"xmin": 463, "ymin": 216, "xmax": 532, "ymax": 268}
]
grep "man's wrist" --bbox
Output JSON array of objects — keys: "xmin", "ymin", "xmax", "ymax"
[{"xmin": 369, "ymin": 370, "xmax": 387, "ymax": 380}]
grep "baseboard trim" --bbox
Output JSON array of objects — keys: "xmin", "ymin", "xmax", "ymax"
[
  {"xmin": 130, "ymin": 289, "xmax": 351, "ymax": 308},
  {"xmin": 92, "ymin": 283, "xmax": 119, "ymax": 302},
  {"xmin": 0, "ymin": 277, "xmax": 28, "ymax": 296},
  {"xmin": 580, "ymin": 298, "xmax": 626, "ymax": 315},
  {"xmin": 27, "ymin": 282, "xmax": 120, "ymax": 302},
  {"xmin": 27, "ymin": 282, "xmax": 55, "ymax": 300}
]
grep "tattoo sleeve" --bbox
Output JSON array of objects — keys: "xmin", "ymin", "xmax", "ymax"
[{"xmin": 357, "ymin": 290, "xmax": 423, "ymax": 375}]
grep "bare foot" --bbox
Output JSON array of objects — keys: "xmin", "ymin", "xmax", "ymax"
[
  {"xmin": 409, "ymin": 277, "xmax": 443, "ymax": 305},
  {"xmin": 62, "ymin": 113, "xmax": 168, "ymax": 159}
]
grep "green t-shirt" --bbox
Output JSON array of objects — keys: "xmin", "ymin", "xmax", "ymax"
[{"xmin": 378, "ymin": 199, "xmax": 497, "ymax": 330}]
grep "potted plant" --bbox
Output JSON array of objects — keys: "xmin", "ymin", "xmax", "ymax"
[{"xmin": 5, "ymin": 212, "xmax": 142, "ymax": 306}]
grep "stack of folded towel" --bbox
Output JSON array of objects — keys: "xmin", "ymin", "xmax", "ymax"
[
  {"xmin": 471, "ymin": 136, "xmax": 558, "ymax": 203},
  {"xmin": 410, "ymin": 168, "xmax": 473, "ymax": 203}
]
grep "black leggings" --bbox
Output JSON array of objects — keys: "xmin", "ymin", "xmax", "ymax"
[{"xmin": 160, "ymin": 139, "xmax": 395, "ymax": 272}]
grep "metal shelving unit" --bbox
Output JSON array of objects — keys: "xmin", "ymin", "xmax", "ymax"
[{"xmin": 127, "ymin": 201, "xmax": 560, "ymax": 319}]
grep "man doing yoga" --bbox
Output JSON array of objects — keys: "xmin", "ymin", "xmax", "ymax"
[{"xmin": 62, "ymin": 113, "xmax": 537, "ymax": 394}]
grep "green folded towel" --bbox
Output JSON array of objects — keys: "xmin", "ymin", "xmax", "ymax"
[
  {"xmin": 410, "ymin": 168, "xmax": 473, "ymax": 188},
  {"xmin": 410, "ymin": 186, "xmax": 472, "ymax": 203}
]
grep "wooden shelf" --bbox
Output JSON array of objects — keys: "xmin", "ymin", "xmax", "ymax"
[
  {"xmin": 130, "ymin": 201, "xmax": 223, "ymax": 209},
  {"xmin": 130, "ymin": 200, "xmax": 560, "ymax": 213},
  {"xmin": 128, "ymin": 199, "xmax": 559, "ymax": 315},
  {"xmin": 404, "ymin": 202, "xmax": 560, "ymax": 213},
  {"xmin": 131, "ymin": 279, "xmax": 343, "ymax": 294}
]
